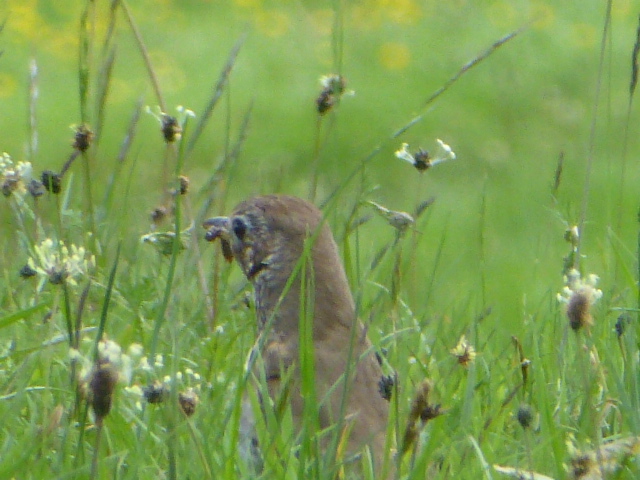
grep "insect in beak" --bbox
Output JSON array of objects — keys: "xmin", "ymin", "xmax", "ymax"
[{"xmin": 203, "ymin": 216, "xmax": 234, "ymax": 261}]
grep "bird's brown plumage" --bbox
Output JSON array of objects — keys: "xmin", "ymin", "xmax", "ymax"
[{"xmin": 204, "ymin": 195, "xmax": 389, "ymax": 475}]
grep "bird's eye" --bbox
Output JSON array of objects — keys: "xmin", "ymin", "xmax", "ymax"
[{"xmin": 232, "ymin": 217, "xmax": 247, "ymax": 240}]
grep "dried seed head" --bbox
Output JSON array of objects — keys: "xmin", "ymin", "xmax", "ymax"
[
  {"xmin": 368, "ymin": 201, "xmax": 415, "ymax": 233},
  {"xmin": 28, "ymin": 179, "xmax": 45, "ymax": 198},
  {"xmin": 316, "ymin": 74, "xmax": 352, "ymax": 115},
  {"xmin": 140, "ymin": 228, "xmax": 190, "ymax": 256},
  {"xmin": 72, "ymin": 124, "xmax": 94, "ymax": 152},
  {"xmin": 2, "ymin": 177, "xmax": 19, "ymax": 197},
  {"xmin": 564, "ymin": 225, "xmax": 580, "ymax": 248},
  {"xmin": 395, "ymin": 140, "xmax": 456, "ymax": 172},
  {"xmin": 412, "ymin": 149, "xmax": 430, "ymax": 171},
  {"xmin": 450, "ymin": 335, "xmax": 476, "ymax": 367},
  {"xmin": 516, "ymin": 404, "xmax": 533, "ymax": 429},
  {"xmin": 161, "ymin": 115, "xmax": 181, "ymax": 143},
  {"xmin": 401, "ymin": 380, "xmax": 441, "ymax": 457},
  {"xmin": 615, "ymin": 314, "xmax": 630, "ymax": 337},
  {"xmin": 146, "ymin": 105, "xmax": 195, "ymax": 143},
  {"xmin": 557, "ymin": 270, "xmax": 602, "ymax": 332},
  {"xmin": 41, "ymin": 170, "xmax": 62, "ymax": 194},
  {"xmin": 151, "ymin": 206, "xmax": 169, "ymax": 225},
  {"xmin": 143, "ymin": 381, "xmax": 168, "ymax": 404},
  {"xmin": 90, "ymin": 362, "xmax": 119, "ymax": 420},
  {"xmin": 316, "ymin": 89, "xmax": 335, "ymax": 115},
  {"xmin": 179, "ymin": 389, "xmax": 199, "ymax": 417},
  {"xmin": 178, "ymin": 175, "xmax": 190, "ymax": 195},
  {"xmin": 49, "ymin": 269, "xmax": 68, "ymax": 285},
  {"xmin": 567, "ymin": 290, "xmax": 592, "ymax": 331},
  {"xmin": 19, "ymin": 264, "xmax": 37, "ymax": 278},
  {"xmin": 378, "ymin": 374, "xmax": 394, "ymax": 401}
]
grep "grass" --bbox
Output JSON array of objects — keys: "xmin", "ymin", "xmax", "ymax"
[{"xmin": 1, "ymin": 0, "xmax": 640, "ymax": 479}]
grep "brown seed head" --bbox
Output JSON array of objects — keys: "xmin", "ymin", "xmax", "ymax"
[
  {"xmin": 179, "ymin": 389, "xmax": 199, "ymax": 417},
  {"xmin": 144, "ymin": 381, "xmax": 168, "ymax": 404},
  {"xmin": 567, "ymin": 290, "xmax": 592, "ymax": 331},
  {"xmin": 73, "ymin": 124, "xmax": 94, "ymax": 152},
  {"xmin": 178, "ymin": 175, "xmax": 190, "ymax": 195},
  {"xmin": 161, "ymin": 115, "xmax": 182, "ymax": 143},
  {"xmin": 41, "ymin": 170, "xmax": 62, "ymax": 194},
  {"xmin": 90, "ymin": 362, "xmax": 119, "ymax": 420}
]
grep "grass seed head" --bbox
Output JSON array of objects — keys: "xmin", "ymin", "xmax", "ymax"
[{"xmin": 615, "ymin": 313, "xmax": 631, "ymax": 338}]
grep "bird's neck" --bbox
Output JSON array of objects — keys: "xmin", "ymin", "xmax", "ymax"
[{"xmin": 252, "ymin": 245, "xmax": 356, "ymax": 339}]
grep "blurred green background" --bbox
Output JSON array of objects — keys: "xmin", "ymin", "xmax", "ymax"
[{"xmin": 1, "ymin": 0, "xmax": 639, "ymax": 326}]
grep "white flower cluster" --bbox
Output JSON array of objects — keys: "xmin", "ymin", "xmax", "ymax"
[
  {"xmin": 28, "ymin": 238, "xmax": 95, "ymax": 287},
  {"xmin": 122, "ymin": 348, "xmax": 205, "ymax": 413},
  {"xmin": 1, "ymin": 152, "xmax": 34, "ymax": 197},
  {"xmin": 557, "ymin": 269, "xmax": 602, "ymax": 305}
]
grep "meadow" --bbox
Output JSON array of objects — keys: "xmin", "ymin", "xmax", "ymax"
[{"xmin": 1, "ymin": 0, "xmax": 639, "ymax": 478}]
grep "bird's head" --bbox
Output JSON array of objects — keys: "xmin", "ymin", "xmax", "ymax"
[
  {"xmin": 203, "ymin": 195, "xmax": 355, "ymax": 333},
  {"xmin": 203, "ymin": 195, "xmax": 326, "ymax": 282}
]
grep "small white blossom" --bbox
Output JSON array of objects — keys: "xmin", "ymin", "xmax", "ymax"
[
  {"xmin": 68, "ymin": 348, "xmax": 82, "ymax": 362},
  {"xmin": 139, "ymin": 356, "xmax": 153, "ymax": 372},
  {"xmin": 319, "ymin": 74, "xmax": 354, "ymax": 96},
  {"xmin": 1, "ymin": 153, "xmax": 34, "ymax": 197},
  {"xmin": 124, "ymin": 384, "xmax": 144, "ymax": 398},
  {"xmin": 128, "ymin": 343, "xmax": 144, "ymax": 358},
  {"xmin": 98, "ymin": 339, "xmax": 123, "ymax": 365},
  {"xmin": 0, "ymin": 152, "xmax": 13, "ymax": 174},
  {"xmin": 154, "ymin": 354, "xmax": 164, "ymax": 368}
]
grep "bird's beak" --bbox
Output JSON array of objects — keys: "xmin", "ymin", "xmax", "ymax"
[
  {"xmin": 203, "ymin": 216, "xmax": 234, "ymax": 261},
  {"xmin": 203, "ymin": 216, "xmax": 230, "ymax": 240}
]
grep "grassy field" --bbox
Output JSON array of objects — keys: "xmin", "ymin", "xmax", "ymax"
[{"xmin": 1, "ymin": 0, "xmax": 640, "ymax": 478}]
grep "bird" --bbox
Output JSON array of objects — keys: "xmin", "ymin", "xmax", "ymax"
[{"xmin": 203, "ymin": 194, "xmax": 390, "ymax": 477}]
